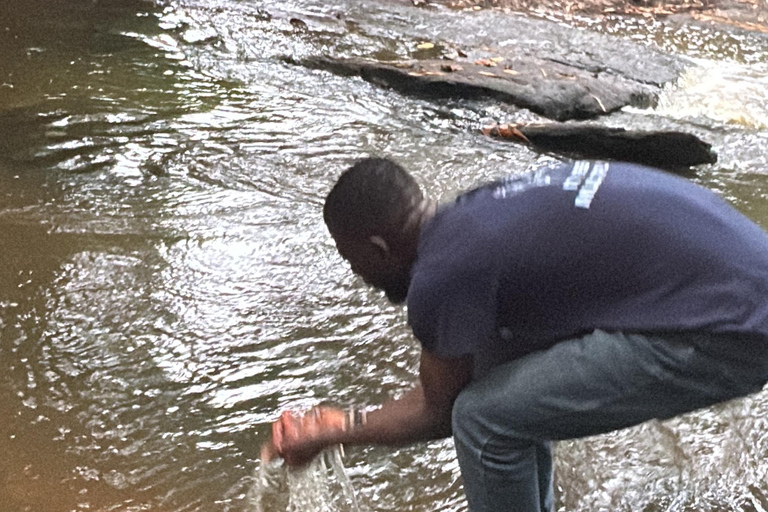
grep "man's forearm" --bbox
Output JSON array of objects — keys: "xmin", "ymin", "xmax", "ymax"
[
  {"xmin": 330, "ymin": 385, "xmax": 453, "ymax": 447},
  {"xmin": 269, "ymin": 352, "xmax": 472, "ymax": 466}
]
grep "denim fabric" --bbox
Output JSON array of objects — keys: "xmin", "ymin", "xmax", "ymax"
[{"xmin": 451, "ymin": 330, "xmax": 768, "ymax": 512}]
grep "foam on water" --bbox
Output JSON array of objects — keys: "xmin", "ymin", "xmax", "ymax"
[{"xmin": 655, "ymin": 59, "xmax": 768, "ymax": 129}]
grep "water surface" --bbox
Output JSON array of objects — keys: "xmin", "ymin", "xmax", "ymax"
[{"xmin": 2, "ymin": 1, "xmax": 768, "ymax": 511}]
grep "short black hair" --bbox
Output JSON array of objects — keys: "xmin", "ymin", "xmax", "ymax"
[{"xmin": 324, "ymin": 158, "xmax": 423, "ymax": 240}]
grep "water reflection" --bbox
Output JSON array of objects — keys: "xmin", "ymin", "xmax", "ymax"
[
  {"xmin": 1, "ymin": 0, "xmax": 768, "ymax": 510},
  {"xmin": 655, "ymin": 60, "xmax": 768, "ymax": 129}
]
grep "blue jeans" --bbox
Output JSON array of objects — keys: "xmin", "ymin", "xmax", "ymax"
[{"xmin": 451, "ymin": 330, "xmax": 768, "ymax": 512}]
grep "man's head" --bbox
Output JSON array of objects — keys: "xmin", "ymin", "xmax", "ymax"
[{"xmin": 323, "ymin": 158, "xmax": 432, "ymax": 304}]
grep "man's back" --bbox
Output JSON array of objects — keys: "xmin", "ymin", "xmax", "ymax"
[{"xmin": 408, "ymin": 161, "xmax": 768, "ymax": 374}]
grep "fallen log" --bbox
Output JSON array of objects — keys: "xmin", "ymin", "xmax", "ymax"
[{"xmin": 483, "ymin": 123, "xmax": 718, "ymax": 169}]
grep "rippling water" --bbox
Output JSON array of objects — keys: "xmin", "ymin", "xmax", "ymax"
[{"xmin": 1, "ymin": 1, "xmax": 768, "ymax": 511}]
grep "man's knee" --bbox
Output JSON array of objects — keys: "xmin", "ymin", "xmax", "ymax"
[{"xmin": 452, "ymin": 383, "xmax": 515, "ymax": 444}]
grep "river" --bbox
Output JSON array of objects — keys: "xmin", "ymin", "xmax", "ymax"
[{"xmin": 1, "ymin": 0, "xmax": 768, "ymax": 511}]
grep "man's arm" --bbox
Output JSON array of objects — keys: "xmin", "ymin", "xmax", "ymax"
[
  {"xmin": 271, "ymin": 349, "xmax": 473, "ymax": 466},
  {"xmin": 344, "ymin": 349, "xmax": 474, "ymax": 444}
]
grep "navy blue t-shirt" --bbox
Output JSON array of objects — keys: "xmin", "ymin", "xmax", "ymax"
[{"xmin": 407, "ymin": 161, "xmax": 768, "ymax": 375}]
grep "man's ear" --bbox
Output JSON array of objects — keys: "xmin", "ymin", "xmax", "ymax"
[{"xmin": 368, "ymin": 235, "xmax": 390, "ymax": 259}]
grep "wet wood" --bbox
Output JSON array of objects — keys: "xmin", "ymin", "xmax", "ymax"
[
  {"xmin": 286, "ymin": 55, "xmax": 656, "ymax": 122},
  {"xmin": 483, "ymin": 123, "xmax": 718, "ymax": 168}
]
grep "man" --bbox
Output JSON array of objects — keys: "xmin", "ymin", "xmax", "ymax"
[{"xmin": 267, "ymin": 157, "xmax": 768, "ymax": 512}]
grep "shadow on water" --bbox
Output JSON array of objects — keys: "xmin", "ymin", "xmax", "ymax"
[{"xmin": 1, "ymin": 0, "xmax": 768, "ymax": 511}]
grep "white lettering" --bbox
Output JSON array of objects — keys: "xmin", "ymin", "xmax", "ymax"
[
  {"xmin": 563, "ymin": 160, "xmax": 591, "ymax": 191},
  {"xmin": 574, "ymin": 161, "xmax": 609, "ymax": 209},
  {"xmin": 492, "ymin": 169, "xmax": 552, "ymax": 199}
]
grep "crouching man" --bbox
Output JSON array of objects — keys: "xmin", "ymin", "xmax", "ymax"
[{"xmin": 267, "ymin": 158, "xmax": 768, "ymax": 512}]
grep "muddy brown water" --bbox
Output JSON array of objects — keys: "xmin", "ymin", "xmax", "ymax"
[{"xmin": 1, "ymin": 1, "xmax": 768, "ymax": 511}]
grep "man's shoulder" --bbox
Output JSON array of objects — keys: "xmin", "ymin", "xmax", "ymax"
[{"xmin": 455, "ymin": 161, "xmax": 575, "ymax": 204}]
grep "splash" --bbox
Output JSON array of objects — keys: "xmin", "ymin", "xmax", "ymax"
[{"xmin": 248, "ymin": 445, "xmax": 361, "ymax": 512}]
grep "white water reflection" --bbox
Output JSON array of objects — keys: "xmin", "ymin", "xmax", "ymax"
[
  {"xmin": 656, "ymin": 59, "xmax": 768, "ymax": 129},
  {"xmin": 558, "ymin": 393, "xmax": 768, "ymax": 511}
]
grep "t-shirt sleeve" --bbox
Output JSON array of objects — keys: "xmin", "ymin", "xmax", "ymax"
[{"xmin": 407, "ymin": 262, "xmax": 499, "ymax": 359}]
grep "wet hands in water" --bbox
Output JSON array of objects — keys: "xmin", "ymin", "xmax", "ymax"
[{"xmin": 266, "ymin": 407, "xmax": 347, "ymax": 466}]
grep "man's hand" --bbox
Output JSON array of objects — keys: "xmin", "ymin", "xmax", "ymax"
[
  {"xmin": 270, "ymin": 407, "xmax": 347, "ymax": 466},
  {"xmin": 261, "ymin": 350, "xmax": 473, "ymax": 466}
]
